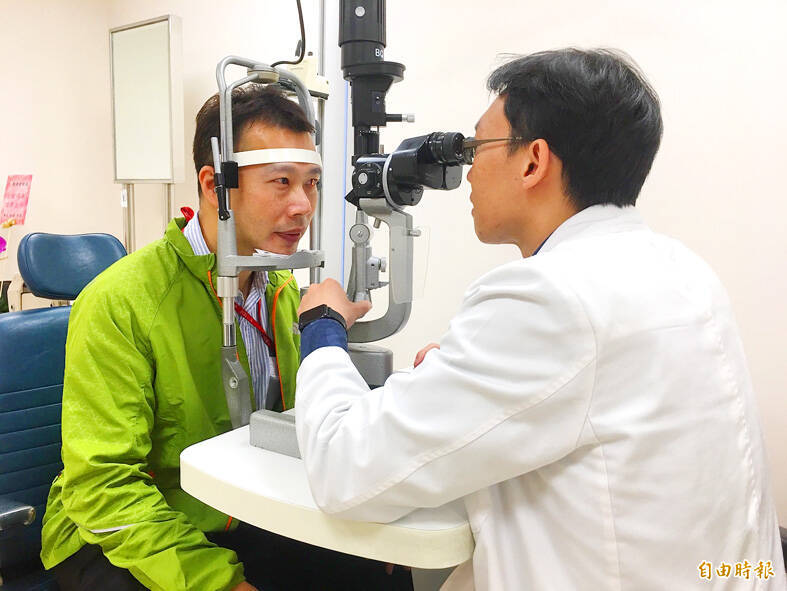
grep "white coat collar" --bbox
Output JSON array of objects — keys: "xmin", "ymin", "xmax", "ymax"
[{"xmin": 538, "ymin": 204, "xmax": 647, "ymax": 254}]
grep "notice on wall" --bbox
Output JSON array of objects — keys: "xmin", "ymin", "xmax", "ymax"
[{"xmin": 1, "ymin": 174, "xmax": 33, "ymax": 225}]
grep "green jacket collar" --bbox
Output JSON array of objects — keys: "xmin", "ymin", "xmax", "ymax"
[{"xmin": 165, "ymin": 217, "xmax": 218, "ymax": 295}]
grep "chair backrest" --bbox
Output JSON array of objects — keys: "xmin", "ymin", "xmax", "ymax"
[
  {"xmin": 0, "ymin": 233, "xmax": 125, "ymax": 575},
  {"xmin": 17, "ymin": 233, "xmax": 127, "ymax": 300}
]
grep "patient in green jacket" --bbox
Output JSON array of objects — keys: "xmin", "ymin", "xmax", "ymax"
[{"xmin": 40, "ymin": 86, "xmax": 410, "ymax": 591}]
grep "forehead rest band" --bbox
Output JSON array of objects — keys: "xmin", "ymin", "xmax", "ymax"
[{"xmin": 234, "ymin": 148, "xmax": 322, "ymax": 168}]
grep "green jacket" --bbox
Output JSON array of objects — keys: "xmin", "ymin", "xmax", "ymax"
[{"xmin": 40, "ymin": 218, "xmax": 302, "ymax": 591}]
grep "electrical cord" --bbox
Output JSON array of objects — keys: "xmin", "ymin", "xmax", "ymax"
[{"xmin": 271, "ymin": 0, "xmax": 306, "ymax": 68}]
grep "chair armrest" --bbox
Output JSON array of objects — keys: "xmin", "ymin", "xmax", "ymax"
[{"xmin": 0, "ymin": 497, "xmax": 36, "ymax": 531}]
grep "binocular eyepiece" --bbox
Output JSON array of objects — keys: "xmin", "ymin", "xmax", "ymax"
[
  {"xmin": 347, "ymin": 131, "xmax": 472, "ymax": 209},
  {"xmin": 424, "ymin": 132, "xmax": 472, "ymax": 166}
]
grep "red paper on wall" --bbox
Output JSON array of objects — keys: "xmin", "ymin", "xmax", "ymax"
[{"xmin": 1, "ymin": 175, "xmax": 33, "ymax": 225}]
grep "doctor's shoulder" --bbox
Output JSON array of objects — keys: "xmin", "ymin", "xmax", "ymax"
[{"xmin": 459, "ymin": 253, "xmax": 586, "ymax": 313}]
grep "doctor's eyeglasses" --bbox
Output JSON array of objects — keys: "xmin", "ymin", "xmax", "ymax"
[{"xmin": 461, "ymin": 136, "xmax": 524, "ymax": 164}]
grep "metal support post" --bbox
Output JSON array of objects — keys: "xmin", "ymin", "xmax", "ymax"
[{"xmin": 122, "ymin": 183, "xmax": 136, "ymax": 253}]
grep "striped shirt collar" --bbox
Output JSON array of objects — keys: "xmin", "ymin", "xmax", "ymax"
[
  {"xmin": 183, "ymin": 212, "xmax": 267, "ymax": 298},
  {"xmin": 183, "ymin": 212, "xmax": 211, "ymax": 256}
]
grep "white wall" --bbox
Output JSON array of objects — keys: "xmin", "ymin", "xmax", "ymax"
[
  {"xmin": 0, "ymin": 0, "xmax": 117, "ymax": 279},
  {"xmin": 2, "ymin": 1, "xmax": 785, "ymax": 522}
]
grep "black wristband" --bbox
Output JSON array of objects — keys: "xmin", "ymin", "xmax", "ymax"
[{"xmin": 298, "ymin": 304, "xmax": 347, "ymax": 333}]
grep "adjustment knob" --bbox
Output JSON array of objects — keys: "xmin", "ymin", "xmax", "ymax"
[{"xmin": 349, "ymin": 223, "xmax": 371, "ymax": 244}]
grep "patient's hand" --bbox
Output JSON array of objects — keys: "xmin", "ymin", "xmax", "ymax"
[
  {"xmin": 298, "ymin": 278, "xmax": 372, "ymax": 329},
  {"xmin": 232, "ymin": 582, "xmax": 259, "ymax": 591},
  {"xmin": 414, "ymin": 343, "xmax": 440, "ymax": 367},
  {"xmin": 385, "ymin": 562, "xmax": 412, "ymax": 575}
]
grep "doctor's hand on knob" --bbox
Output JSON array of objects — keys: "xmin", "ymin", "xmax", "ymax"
[
  {"xmin": 298, "ymin": 278, "xmax": 372, "ymax": 329},
  {"xmin": 414, "ymin": 343, "xmax": 440, "ymax": 367}
]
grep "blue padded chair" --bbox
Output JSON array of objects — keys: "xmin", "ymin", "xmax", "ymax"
[{"xmin": 0, "ymin": 233, "xmax": 126, "ymax": 590}]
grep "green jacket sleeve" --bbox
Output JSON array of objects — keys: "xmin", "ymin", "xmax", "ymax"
[{"xmin": 59, "ymin": 287, "xmax": 245, "ymax": 591}]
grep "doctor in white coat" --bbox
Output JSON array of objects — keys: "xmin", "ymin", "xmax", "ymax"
[{"xmin": 294, "ymin": 48, "xmax": 786, "ymax": 590}]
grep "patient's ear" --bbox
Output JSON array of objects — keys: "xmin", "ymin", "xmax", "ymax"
[{"xmin": 198, "ymin": 165, "xmax": 217, "ymax": 208}]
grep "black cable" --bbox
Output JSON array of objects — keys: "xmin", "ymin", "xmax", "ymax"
[{"xmin": 270, "ymin": 0, "xmax": 306, "ymax": 68}]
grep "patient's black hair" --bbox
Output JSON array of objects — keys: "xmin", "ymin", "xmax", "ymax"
[{"xmin": 193, "ymin": 84, "xmax": 314, "ymax": 197}]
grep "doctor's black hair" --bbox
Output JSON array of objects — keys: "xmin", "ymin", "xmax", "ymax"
[
  {"xmin": 193, "ymin": 84, "xmax": 314, "ymax": 197},
  {"xmin": 487, "ymin": 48, "xmax": 663, "ymax": 209}
]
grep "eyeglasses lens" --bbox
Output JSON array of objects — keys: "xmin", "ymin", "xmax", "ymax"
[{"xmin": 462, "ymin": 137, "xmax": 476, "ymax": 164}]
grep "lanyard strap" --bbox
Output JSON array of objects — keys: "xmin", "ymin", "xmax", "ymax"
[
  {"xmin": 206, "ymin": 270, "xmax": 275, "ymax": 356},
  {"xmin": 234, "ymin": 299, "xmax": 275, "ymax": 356}
]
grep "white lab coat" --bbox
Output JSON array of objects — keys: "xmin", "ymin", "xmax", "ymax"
[{"xmin": 295, "ymin": 204, "xmax": 786, "ymax": 590}]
